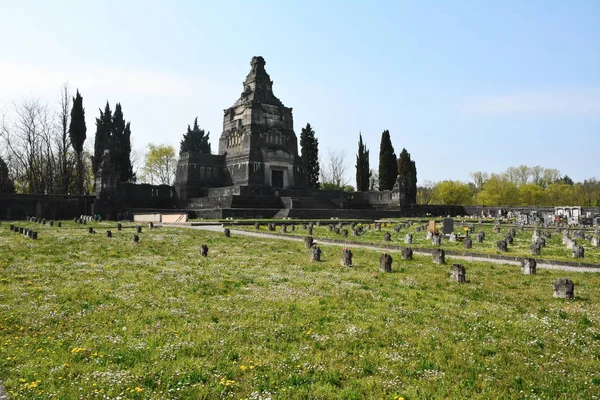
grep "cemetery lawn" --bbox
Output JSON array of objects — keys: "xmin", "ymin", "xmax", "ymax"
[
  {"xmin": 236, "ymin": 222, "xmax": 600, "ymax": 264},
  {"xmin": 1, "ymin": 221, "xmax": 600, "ymax": 399}
]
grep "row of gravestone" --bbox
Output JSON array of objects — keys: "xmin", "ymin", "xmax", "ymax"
[
  {"xmin": 26, "ymin": 216, "xmax": 57, "ymax": 227},
  {"xmin": 9, "ymin": 224, "xmax": 38, "ymax": 239}
]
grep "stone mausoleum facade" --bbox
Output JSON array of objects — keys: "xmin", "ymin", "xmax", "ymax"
[{"xmin": 175, "ymin": 56, "xmax": 307, "ymax": 199}]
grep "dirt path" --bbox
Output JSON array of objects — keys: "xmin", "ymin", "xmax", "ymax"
[{"xmin": 172, "ymin": 224, "xmax": 600, "ymax": 273}]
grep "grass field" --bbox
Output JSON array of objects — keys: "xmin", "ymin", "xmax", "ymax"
[
  {"xmin": 235, "ymin": 221, "xmax": 600, "ymax": 264},
  {"xmin": 1, "ymin": 221, "xmax": 600, "ymax": 399}
]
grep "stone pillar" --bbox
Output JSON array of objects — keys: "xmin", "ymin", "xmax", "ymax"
[
  {"xmin": 553, "ymin": 278, "xmax": 574, "ymax": 299},
  {"xmin": 379, "ymin": 253, "xmax": 393, "ymax": 273},
  {"xmin": 340, "ymin": 248, "xmax": 353, "ymax": 267},
  {"xmin": 521, "ymin": 258, "xmax": 536, "ymax": 274},
  {"xmin": 450, "ymin": 264, "xmax": 466, "ymax": 283},
  {"xmin": 310, "ymin": 245, "xmax": 321, "ymax": 262},
  {"xmin": 201, "ymin": 244, "xmax": 208, "ymax": 257},
  {"xmin": 433, "ymin": 249, "xmax": 445, "ymax": 264}
]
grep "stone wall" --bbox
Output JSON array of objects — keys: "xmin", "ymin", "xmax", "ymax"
[{"xmin": 0, "ymin": 194, "xmax": 95, "ymax": 220}]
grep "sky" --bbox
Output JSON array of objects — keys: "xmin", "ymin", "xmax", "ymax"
[{"xmin": 0, "ymin": 0, "xmax": 599, "ymax": 185}]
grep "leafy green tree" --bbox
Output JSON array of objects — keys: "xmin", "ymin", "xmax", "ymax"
[
  {"xmin": 430, "ymin": 181, "xmax": 473, "ymax": 205},
  {"xmin": 517, "ymin": 183, "xmax": 546, "ymax": 206},
  {"xmin": 300, "ymin": 123, "xmax": 320, "ymax": 189},
  {"xmin": 180, "ymin": 117, "xmax": 211, "ymax": 155},
  {"xmin": 397, "ymin": 148, "xmax": 417, "ymax": 203},
  {"xmin": 474, "ymin": 174, "xmax": 519, "ymax": 205},
  {"xmin": 141, "ymin": 144, "xmax": 178, "ymax": 185},
  {"xmin": 69, "ymin": 90, "xmax": 86, "ymax": 194},
  {"xmin": 355, "ymin": 133, "xmax": 370, "ymax": 192},
  {"xmin": 0, "ymin": 156, "xmax": 15, "ymax": 193},
  {"xmin": 378, "ymin": 130, "xmax": 397, "ymax": 190},
  {"xmin": 111, "ymin": 103, "xmax": 135, "ymax": 182}
]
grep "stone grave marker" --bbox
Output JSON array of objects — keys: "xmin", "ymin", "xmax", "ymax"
[
  {"xmin": 401, "ymin": 247, "xmax": 413, "ymax": 260},
  {"xmin": 394, "ymin": 225, "xmax": 400, "ymax": 233},
  {"xmin": 383, "ymin": 232, "xmax": 391, "ymax": 241},
  {"xmin": 88, "ymin": 227, "xmax": 95, "ymax": 234},
  {"xmin": 530, "ymin": 243, "xmax": 541, "ymax": 256},
  {"xmin": 450, "ymin": 264, "xmax": 466, "ymax": 283},
  {"xmin": 426, "ymin": 231, "xmax": 433, "ymax": 240},
  {"xmin": 136, "ymin": 225, "xmax": 142, "ymax": 233},
  {"xmin": 133, "ymin": 234, "xmax": 140, "ymax": 243},
  {"xmin": 31, "ymin": 231, "xmax": 37, "ymax": 240},
  {"xmin": 463, "ymin": 237, "xmax": 472, "ymax": 249},
  {"xmin": 334, "ymin": 227, "xmax": 340, "ymax": 235},
  {"xmin": 310, "ymin": 245, "xmax": 321, "ymax": 262},
  {"xmin": 340, "ymin": 248, "xmax": 353, "ymax": 267},
  {"xmin": 201, "ymin": 244, "xmax": 208, "ymax": 257},
  {"xmin": 404, "ymin": 233, "xmax": 412, "ymax": 244},
  {"xmin": 521, "ymin": 258, "xmax": 537, "ymax": 275},
  {"xmin": 342, "ymin": 229, "xmax": 348, "ymax": 238},
  {"xmin": 117, "ymin": 223, "xmax": 122, "ymax": 231},
  {"xmin": 379, "ymin": 253, "xmax": 393, "ymax": 273},
  {"xmin": 304, "ymin": 236, "xmax": 313, "ymax": 248},
  {"xmin": 477, "ymin": 231, "xmax": 485, "ymax": 242},
  {"xmin": 148, "ymin": 222, "xmax": 154, "ymax": 229},
  {"xmin": 572, "ymin": 245, "xmax": 584, "ymax": 258},
  {"xmin": 497, "ymin": 240, "xmax": 508, "ymax": 252},
  {"xmin": 307, "ymin": 226, "xmax": 313, "ymax": 235},
  {"xmin": 224, "ymin": 228, "xmax": 231, "ymax": 238},
  {"xmin": 432, "ymin": 235, "xmax": 441, "ymax": 246},
  {"xmin": 505, "ymin": 234, "xmax": 513, "ymax": 245},
  {"xmin": 433, "ymin": 249, "xmax": 445, "ymax": 264},
  {"xmin": 553, "ymin": 278, "xmax": 574, "ymax": 299},
  {"xmin": 282, "ymin": 225, "xmax": 288, "ymax": 233},
  {"xmin": 106, "ymin": 230, "xmax": 112, "ymax": 238},
  {"xmin": 254, "ymin": 222, "xmax": 260, "ymax": 230},
  {"xmin": 591, "ymin": 237, "xmax": 599, "ymax": 247},
  {"xmin": 449, "ymin": 233, "xmax": 457, "ymax": 242}
]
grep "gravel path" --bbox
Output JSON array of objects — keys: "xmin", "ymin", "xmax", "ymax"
[
  {"xmin": 0, "ymin": 382, "xmax": 9, "ymax": 400},
  {"xmin": 179, "ymin": 224, "xmax": 600, "ymax": 273}
]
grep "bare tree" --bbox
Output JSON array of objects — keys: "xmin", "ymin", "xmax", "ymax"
[
  {"xmin": 56, "ymin": 83, "xmax": 75, "ymax": 193},
  {"xmin": 320, "ymin": 148, "xmax": 349, "ymax": 189}
]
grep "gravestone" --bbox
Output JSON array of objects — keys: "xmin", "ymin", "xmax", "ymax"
[
  {"xmin": 449, "ymin": 233, "xmax": 457, "ymax": 242},
  {"xmin": 148, "ymin": 222, "xmax": 154, "ymax": 229},
  {"xmin": 493, "ymin": 224, "xmax": 500, "ymax": 233},
  {"xmin": 504, "ymin": 234, "xmax": 513, "ymax": 245},
  {"xmin": 553, "ymin": 278, "xmax": 574, "ymax": 299},
  {"xmin": 477, "ymin": 231, "xmax": 485, "ymax": 243},
  {"xmin": 509, "ymin": 228, "xmax": 516, "ymax": 237},
  {"xmin": 574, "ymin": 230, "xmax": 585, "ymax": 240},
  {"xmin": 566, "ymin": 239, "xmax": 576, "ymax": 250},
  {"xmin": 537, "ymin": 238, "xmax": 546, "ymax": 247},
  {"xmin": 31, "ymin": 231, "xmax": 37, "ymax": 240},
  {"xmin": 9, "ymin": 224, "xmax": 14, "ymax": 231},
  {"xmin": 49, "ymin": 220, "xmax": 54, "ymax": 227},
  {"xmin": 432, "ymin": 235, "xmax": 441, "ymax": 246},
  {"xmin": 334, "ymin": 227, "xmax": 340, "ymax": 235},
  {"xmin": 443, "ymin": 218, "xmax": 454, "ymax": 235},
  {"xmin": 304, "ymin": 236, "xmax": 313, "ymax": 248},
  {"xmin": 352, "ymin": 228, "xmax": 359, "ymax": 236},
  {"xmin": 379, "ymin": 253, "xmax": 393, "ymax": 273},
  {"xmin": 342, "ymin": 229, "xmax": 348, "ymax": 238},
  {"xmin": 73, "ymin": 217, "xmax": 78, "ymax": 223},
  {"xmin": 307, "ymin": 226, "xmax": 313, "ymax": 235},
  {"xmin": 133, "ymin": 234, "xmax": 140, "ymax": 243},
  {"xmin": 426, "ymin": 231, "xmax": 433, "ymax": 240},
  {"xmin": 88, "ymin": 227, "xmax": 95, "ymax": 234},
  {"xmin": 404, "ymin": 233, "xmax": 412, "ymax": 244},
  {"xmin": 463, "ymin": 237, "xmax": 472, "ymax": 249},
  {"xmin": 328, "ymin": 225, "xmax": 334, "ymax": 232},
  {"xmin": 310, "ymin": 245, "xmax": 321, "ymax": 262},
  {"xmin": 433, "ymin": 249, "xmax": 445, "ymax": 264},
  {"xmin": 450, "ymin": 264, "xmax": 466, "ymax": 283},
  {"xmin": 117, "ymin": 223, "xmax": 122, "ymax": 231},
  {"xmin": 290, "ymin": 224, "xmax": 295, "ymax": 232},
  {"xmin": 254, "ymin": 222, "xmax": 260, "ymax": 230},
  {"xmin": 497, "ymin": 240, "xmax": 508, "ymax": 252},
  {"xmin": 201, "ymin": 244, "xmax": 208, "ymax": 257},
  {"xmin": 572, "ymin": 245, "xmax": 584, "ymax": 258},
  {"xmin": 393, "ymin": 225, "xmax": 400, "ymax": 233},
  {"xmin": 224, "ymin": 228, "xmax": 231, "ymax": 238},
  {"xmin": 19, "ymin": 227, "xmax": 23, "ymax": 234},
  {"xmin": 340, "ymin": 248, "xmax": 353, "ymax": 267},
  {"xmin": 136, "ymin": 225, "xmax": 142, "ymax": 233},
  {"xmin": 427, "ymin": 220, "xmax": 436, "ymax": 233},
  {"xmin": 383, "ymin": 232, "xmax": 391, "ymax": 241},
  {"xmin": 268, "ymin": 223, "xmax": 276, "ymax": 232},
  {"xmin": 401, "ymin": 247, "xmax": 413, "ymax": 260},
  {"xmin": 521, "ymin": 258, "xmax": 537, "ymax": 275},
  {"xmin": 282, "ymin": 225, "xmax": 288, "ymax": 233},
  {"xmin": 591, "ymin": 237, "xmax": 599, "ymax": 247},
  {"xmin": 106, "ymin": 230, "xmax": 112, "ymax": 238},
  {"xmin": 542, "ymin": 231, "xmax": 551, "ymax": 239},
  {"xmin": 530, "ymin": 242, "xmax": 541, "ymax": 256}
]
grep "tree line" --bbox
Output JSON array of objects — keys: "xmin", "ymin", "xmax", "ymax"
[{"xmin": 418, "ymin": 166, "xmax": 600, "ymax": 207}]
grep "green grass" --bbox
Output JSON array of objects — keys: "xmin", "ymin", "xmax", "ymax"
[
  {"xmin": 1, "ymin": 221, "xmax": 600, "ymax": 399},
  {"xmin": 236, "ymin": 221, "xmax": 600, "ymax": 264}
]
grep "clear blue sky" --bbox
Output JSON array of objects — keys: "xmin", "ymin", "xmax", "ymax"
[{"xmin": 1, "ymin": 0, "xmax": 599, "ymax": 185}]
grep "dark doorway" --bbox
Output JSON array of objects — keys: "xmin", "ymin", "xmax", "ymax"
[{"xmin": 271, "ymin": 170, "xmax": 284, "ymax": 188}]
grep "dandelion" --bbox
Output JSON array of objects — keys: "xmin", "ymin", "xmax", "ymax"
[
  {"xmin": 134, "ymin": 387, "xmax": 143, "ymax": 392},
  {"xmin": 240, "ymin": 365, "xmax": 247, "ymax": 371}
]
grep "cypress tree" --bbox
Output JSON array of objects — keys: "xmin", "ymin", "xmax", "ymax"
[
  {"xmin": 355, "ymin": 133, "xmax": 370, "ymax": 192},
  {"xmin": 93, "ymin": 102, "xmax": 112, "ymax": 178},
  {"xmin": 397, "ymin": 148, "xmax": 418, "ymax": 204},
  {"xmin": 378, "ymin": 130, "xmax": 397, "ymax": 190},
  {"xmin": 180, "ymin": 117, "xmax": 211, "ymax": 154},
  {"xmin": 69, "ymin": 90, "xmax": 87, "ymax": 194},
  {"xmin": 300, "ymin": 123, "xmax": 320, "ymax": 189},
  {"xmin": 111, "ymin": 103, "xmax": 135, "ymax": 182}
]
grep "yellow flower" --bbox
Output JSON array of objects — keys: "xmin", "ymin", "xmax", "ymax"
[
  {"xmin": 240, "ymin": 365, "xmax": 247, "ymax": 371},
  {"xmin": 249, "ymin": 365, "xmax": 255, "ymax": 370},
  {"xmin": 134, "ymin": 387, "xmax": 143, "ymax": 392},
  {"xmin": 19, "ymin": 378, "xmax": 26, "ymax": 383}
]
